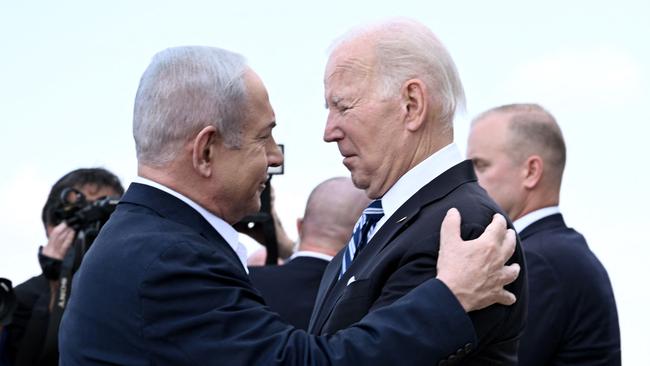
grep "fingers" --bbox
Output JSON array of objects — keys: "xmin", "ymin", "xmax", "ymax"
[
  {"xmin": 501, "ymin": 263, "xmax": 520, "ymax": 287},
  {"xmin": 494, "ymin": 289, "xmax": 517, "ymax": 306},
  {"xmin": 499, "ymin": 229, "xmax": 517, "ymax": 262},
  {"xmin": 491, "ymin": 263, "xmax": 520, "ymax": 306},
  {"xmin": 43, "ymin": 223, "xmax": 76, "ymax": 260},
  {"xmin": 61, "ymin": 227, "xmax": 75, "ymax": 249},
  {"xmin": 49, "ymin": 222, "xmax": 69, "ymax": 237},
  {"xmin": 440, "ymin": 208, "xmax": 461, "ymax": 245},
  {"xmin": 480, "ymin": 213, "xmax": 507, "ymax": 244}
]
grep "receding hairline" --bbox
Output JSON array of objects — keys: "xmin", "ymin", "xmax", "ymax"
[
  {"xmin": 473, "ymin": 103, "xmax": 567, "ymax": 183},
  {"xmin": 327, "ymin": 18, "xmax": 466, "ymax": 125}
]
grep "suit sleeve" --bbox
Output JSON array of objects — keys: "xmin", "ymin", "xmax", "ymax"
[
  {"xmin": 367, "ymin": 222, "xmax": 518, "ymax": 364},
  {"xmin": 139, "ymin": 241, "xmax": 476, "ymax": 366}
]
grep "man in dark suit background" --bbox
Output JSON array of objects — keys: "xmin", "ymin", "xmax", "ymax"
[
  {"xmin": 310, "ymin": 19, "xmax": 527, "ymax": 364},
  {"xmin": 249, "ymin": 177, "xmax": 369, "ymax": 329},
  {"xmin": 58, "ymin": 45, "xmax": 522, "ymax": 365},
  {"xmin": 467, "ymin": 103, "xmax": 621, "ymax": 365}
]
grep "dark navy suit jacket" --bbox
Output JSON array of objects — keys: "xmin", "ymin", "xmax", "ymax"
[
  {"xmin": 249, "ymin": 256, "xmax": 329, "ymax": 330},
  {"xmin": 309, "ymin": 161, "xmax": 528, "ymax": 365},
  {"xmin": 517, "ymin": 213, "xmax": 620, "ymax": 365},
  {"xmin": 58, "ymin": 183, "xmax": 478, "ymax": 365}
]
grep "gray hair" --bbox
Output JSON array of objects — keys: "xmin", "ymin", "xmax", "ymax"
[
  {"xmin": 133, "ymin": 46, "xmax": 249, "ymax": 166},
  {"xmin": 332, "ymin": 19, "xmax": 465, "ymax": 126},
  {"xmin": 475, "ymin": 103, "xmax": 567, "ymax": 185}
]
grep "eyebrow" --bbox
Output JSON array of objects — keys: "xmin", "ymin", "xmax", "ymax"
[{"xmin": 325, "ymin": 96, "xmax": 343, "ymax": 109}]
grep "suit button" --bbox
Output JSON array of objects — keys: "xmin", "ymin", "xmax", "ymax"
[{"xmin": 464, "ymin": 343, "xmax": 473, "ymax": 352}]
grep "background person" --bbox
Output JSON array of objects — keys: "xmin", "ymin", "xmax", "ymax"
[
  {"xmin": 4, "ymin": 168, "xmax": 123, "ymax": 366},
  {"xmin": 467, "ymin": 103, "xmax": 621, "ymax": 365},
  {"xmin": 249, "ymin": 176, "xmax": 369, "ymax": 329}
]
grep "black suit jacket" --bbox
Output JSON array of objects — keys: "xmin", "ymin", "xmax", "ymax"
[
  {"xmin": 309, "ymin": 160, "xmax": 528, "ymax": 365},
  {"xmin": 248, "ymin": 256, "xmax": 329, "ymax": 330},
  {"xmin": 58, "ymin": 183, "xmax": 479, "ymax": 365},
  {"xmin": 4, "ymin": 274, "xmax": 54, "ymax": 366},
  {"xmin": 517, "ymin": 213, "xmax": 621, "ymax": 365}
]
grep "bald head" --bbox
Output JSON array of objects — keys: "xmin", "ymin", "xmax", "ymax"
[
  {"xmin": 298, "ymin": 177, "xmax": 370, "ymax": 255},
  {"xmin": 467, "ymin": 103, "xmax": 566, "ymax": 220}
]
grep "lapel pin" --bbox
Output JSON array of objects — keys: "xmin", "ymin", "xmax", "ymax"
[
  {"xmin": 396, "ymin": 216, "xmax": 407, "ymax": 223},
  {"xmin": 347, "ymin": 276, "xmax": 356, "ymax": 286}
]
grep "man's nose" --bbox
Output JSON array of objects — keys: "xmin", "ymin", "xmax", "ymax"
[
  {"xmin": 267, "ymin": 140, "xmax": 284, "ymax": 167},
  {"xmin": 323, "ymin": 114, "xmax": 343, "ymax": 143}
]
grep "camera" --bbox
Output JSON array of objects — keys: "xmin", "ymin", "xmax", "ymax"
[
  {"xmin": 52, "ymin": 188, "xmax": 119, "ymax": 236},
  {"xmin": 42, "ymin": 188, "xmax": 120, "ymax": 280},
  {"xmin": 0, "ymin": 277, "xmax": 16, "ymax": 326}
]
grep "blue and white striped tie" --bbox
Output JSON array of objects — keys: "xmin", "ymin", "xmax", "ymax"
[{"xmin": 339, "ymin": 199, "xmax": 384, "ymax": 279}]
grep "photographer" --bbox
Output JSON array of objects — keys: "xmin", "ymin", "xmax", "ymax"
[{"xmin": 4, "ymin": 168, "xmax": 123, "ymax": 366}]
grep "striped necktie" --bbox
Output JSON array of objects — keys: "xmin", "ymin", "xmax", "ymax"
[{"xmin": 339, "ymin": 199, "xmax": 384, "ymax": 279}]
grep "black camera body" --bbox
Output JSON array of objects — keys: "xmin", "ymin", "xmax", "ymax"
[
  {"xmin": 41, "ymin": 188, "xmax": 120, "ymax": 282},
  {"xmin": 53, "ymin": 188, "xmax": 119, "ymax": 234}
]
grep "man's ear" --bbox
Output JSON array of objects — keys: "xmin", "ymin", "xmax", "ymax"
[
  {"xmin": 192, "ymin": 126, "xmax": 218, "ymax": 177},
  {"xmin": 296, "ymin": 218, "xmax": 304, "ymax": 237},
  {"xmin": 523, "ymin": 155, "xmax": 544, "ymax": 189},
  {"xmin": 402, "ymin": 79, "xmax": 427, "ymax": 132}
]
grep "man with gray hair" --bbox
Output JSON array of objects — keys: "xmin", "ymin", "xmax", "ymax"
[
  {"xmin": 467, "ymin": 103, "xmax": 621, "ymax": 365},
  {"xmin": 58, "ymin": 45, "xmax": 520, "ymax": 365},
  {"xmin": 249, "ymin": 177, "xmax": 370, "ymax": 329},
  {"xmin": 309, "ymin": 18, "xmax": 527, "ymax": 364}
]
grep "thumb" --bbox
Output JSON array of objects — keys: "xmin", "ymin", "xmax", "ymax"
[{"xmin": 440, "ymin": 208, "xmax": 461, "ymax": 246}]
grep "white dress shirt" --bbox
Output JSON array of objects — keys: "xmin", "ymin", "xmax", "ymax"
[
  {"xmin": 289, "ymin": 250, "xmax": 334, "ymax": 262},
  {"xmin": 132, "ymin": 176, "xmax": 248, "ymax": 272},
  {"xmin": 369, "ymin": 143, "xmax": 464, "ymax": 240},
  {"xmin": 513, "ymin": 206, "xmax": 561, "ymax": 233}
]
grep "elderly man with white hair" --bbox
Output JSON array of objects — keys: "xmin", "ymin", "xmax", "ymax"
[{"xmin": 308, "ymin": 18, "xmax": 527, "ymax": 365}]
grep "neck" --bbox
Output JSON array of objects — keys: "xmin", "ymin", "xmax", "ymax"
[
  {"xmin": 298, "ymin": 239, "xmax": 340, "ymax": 257},
  {"xmin": 511, "ymin": 191, "xmax": 560, "ymax": 221}
]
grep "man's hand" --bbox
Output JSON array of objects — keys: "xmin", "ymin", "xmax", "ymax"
[
  {"xmin": 436, "ymin": 208, "xmax": 520, "ymax": 312},
  {"xmin": 41, "ymin": 222, "xmax": 75, "ymax": 260}
]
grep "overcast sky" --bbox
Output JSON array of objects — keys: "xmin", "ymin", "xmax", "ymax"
[{"xmin": 1, "ymin": 0, "xmax": 648, "ymax": 362}]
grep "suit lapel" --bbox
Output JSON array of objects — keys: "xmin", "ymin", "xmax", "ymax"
[
  {"xmin": 362, "ymin": 160, "xmax": 478, "ymax": 259},
  {"xmin": 308, "ymin": 252, "xmax": 343, "ymax": 332},
  {"xmin": 309, "ymin": 160, "xmax": 477, "ymax": 334}
]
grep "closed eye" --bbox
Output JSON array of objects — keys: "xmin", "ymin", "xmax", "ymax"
[{"xmin": 472, "ymin": 158, "xmax": 488, "ymax": 172}]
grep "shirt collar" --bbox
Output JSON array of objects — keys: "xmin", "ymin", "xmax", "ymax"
[
  {"xmin": 513, "ymin": 206, "xmax": 561, "ymax": 233},
  {"xmin": 132, "ymin": 176, "xmax": 248, "ymax": 272},
  {"xmin": 289, "ymin": 250, "xmax": 334, "ymax": 262},
  {"xmin": 373, "ymin": 143, "xmax": 463, "ymax": 236}
]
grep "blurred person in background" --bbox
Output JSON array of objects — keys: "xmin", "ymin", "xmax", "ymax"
[
  {"xmin": 467, "ymin": 103, "xmax": 620, "ymax": 365},
  {"xmin": 249, "ymin": 177, "xmax": 369, "ymax": 329},
  {"xmin": 3, "ymin": 168, "xmax": 123, "ymax": 366}
]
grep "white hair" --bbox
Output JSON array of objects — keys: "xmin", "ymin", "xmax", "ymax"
[
  {"xmin": 133, "ymin": 46, "xmax": 248, "ymax": 166},
  {"xmin": 332, "ymin": 18, "xmax": 466, "ymax": 126}
]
